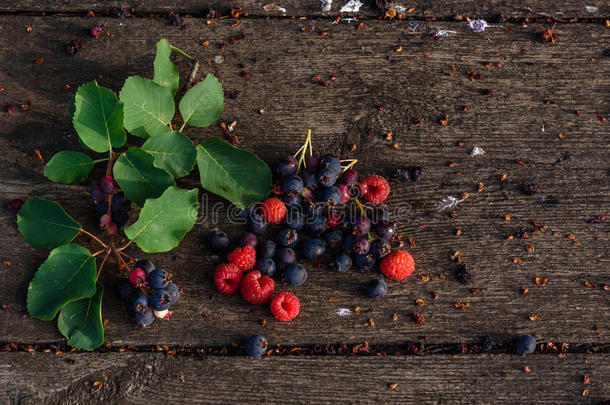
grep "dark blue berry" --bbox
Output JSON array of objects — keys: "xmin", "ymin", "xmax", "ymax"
[
  {"xmin": 248, "ymin": 216, "xmax": 268, "ymax": 235},
  {"xmin": 282, "ymin": 193, "xmax": 302, "ymax": 206},
  {"xmin": 133, "ymin": 292, "xmax": 149, "ymax": 314},
  {"xmin": 305, "ymin": 214, "xmax": 326, "ymax": 234},
  {"xmin": 94, "ymin": 201, "xmax": 108, "ymax": 218},
  {"xmin": 317, "ymin": 169, "xmax": 338, "ymax": 187},
  {"xmin": 481, "ymin": 336, "xmax": 497, "ymax": 352},
  {"xmin": 516, "ymin": 335, "xmax": 536, "ymax": 355},
  {"xmin": 150, "ymin": 289, "xmax": 171, "ymax": 311},
  {"xmin": 258, "ymin": 240, "xmax": 277, "ymax": 259},
  {"xmin": 323, "ymin": 229, "xmax": 343, "ymax": 249},
  {"xmin": 276, "ymin": 228, "xmax": 298, "ymax": 248},
  {"xmin": 276, "ymin": 155, "xmax": 298, "ymax": 177},
  {"xmin": 301, "ymin": 171, "xmax": 318, "ymax": 189},
  {"xmin": 285, "ymin": 263, "xmax": 308, "ymax": 286},
  {"xmin": 315, "ymin": 186, "xmax": 341, "ymax": 204},
  {"xmin": 113, "ymin": 212, "xmax": 129, "ymax": 229},
  {"xmin": 352, "ymin": 238, "xmax": 371, "ymax": 255},
  {"xmin": 366, "ymin": 278, "xmax": 387, "ymax": 299},
  {"xmin": 283, "ymin": 208, "xmax": 304, "ymax": 231},
  {"xmin": 90, "ymin": 183, "xmax": 104, "ymax": 203},
  {"xmin": 319, "ymin": 154, "xmax": 341, "ymax": 173},
  {"xmin": 343, "ymin": 233, "xmax": 357, "ymax": 252},
  {"xmin": 303, "ymin": 200, "xmax": 323, "ymax": 217},
  {"xmin": 302, "ymin": 238, "xmax": 326, "ymax": 261},
  {"xmin": 245, "ymin": 335, "xmax": 268, "ymax": 358},
  {"xmin": 117, "ymin": 278, "xmax": 137, "ymax": 301},
  {"xmin": 208, "ymin": 229, "xmax": 230, "ymax": 251},
  {"xmin": 370, "ymin": 239, "xmax": 391, "ymax": 258},
  {"xmin": 111, "ymin": 192, "xmax": 130, "ymax": 213},
  {"xmin": 135, "ymin": 308, "xmax": 154, "ymax": 327},
  {"xmin": 329, "ymin": 253, "xmax": 352, "ymax": 273},
  {"xmin": 354, "ymin": 252, "xmax": 376, "ymax": 269},
  {"xmin": 375, "ymin": 220, "xmax": 396, "ymax": 240},
  {"xmin": 240, "ymin": 232, "xmax": 259, "ymax": 248},
  {"xmin": 283, "ymin": 175, "xmax": 304, "ymax": 196},
  {"xmin": 148, "ymin": 269, "xmax": 170, "ymax": 289},
  {"xmin": 166, "ymin": 283, "xmax": 180, "ymax": 304},
  {"xmin": 256, "ymin": 258, "xmax": 276, "ymax": 277},
  {"xmin": 276, "ymin": 248, "xmax": 296, "ymax": 269},
  {"xmin": 134, "ymin": 259, "xmax": 155, "ymax": 276}
]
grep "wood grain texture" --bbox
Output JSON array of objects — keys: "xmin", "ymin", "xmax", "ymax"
[
  {"xmin": 1, "ymin": 0, "xmax": 609, "ymax": 18},
  {"xmin": 0, "ymin": 16, "xmax": 608, "ymax": 347},
  {"xmin": 1, "ymin": 352, "xmax": 608, "ymax": 404}
]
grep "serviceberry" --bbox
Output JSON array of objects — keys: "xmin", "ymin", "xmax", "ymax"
[
  {"xmin": 99, "ymin": 175, "xmax": 114, "ymax": 194},
  {"xmin": 240, "ymin": 232, "xmax": 259, "ymax": 248},
  {"xmin": 301, "ymin": 171, "xmax": 318, "ymax": 189},
  {"xmin": 304, "ymin": 155, "xmax": 319, "ymax": 172},
  {"xmin": 317, "ymin": 169, "xmax": 338, "ymax": 187},
  {"xmin": 319, "ymin": 154, "xmax": 341, "ymax": 173},
  {"xmin": 341, "ymin": 169, "xmax": 358, "ymax": 185},
  {"xmin": 258, "ymin": 240, "xmax": 277, "ymax": 259},
  {"xmin": 301, "ymin": 238, "xmax": 326, "ymax": 261},
  {"xmin": 208, "ymin": 229, "xmax": 230, "ymax": 251},
  {"xmin": 305, "ymin": 214, "xmax": 326, "ymax": 234},
  {"xmin": 276, "ymin": 155, "xmax": 298, "ymax": 177},
  {"xmin": 128, "ymin": 267, "xmax": 146, "ymax": 287},
  {"xmin": 117, "ymin": 278, "xmax": 137, "ymax": 301},
  {"xmin": 166, "ymin": 283, "xmax": 180, "ymax": 304},
  {"xmin": 133, "ymin": 292, "xmax": 149, "ymax": 314},
  {"xmin": 148, "ymin": 269, "xmax": 170, "ymax": 289},
  {"xmin": 337, "ymin": 184, "xmax": 350, "ymax": 204},
  {"xmin": 516, "ymin": 335, "xmax": 536, "ymax": 355},
  {"xmin": 283, "ymin": 175, "xmax": 304, "ymax": 196},
  {"xmin": 329, "ymin": 253, "xmax": 352, "ymax": 273},
  {"xmin": 134, "ymin": 259, "xmax": 155, "ymax": 276},
  {"xmin": 354, "ymin": 252, "xmax": 376, "ymax": 270},
  {"xmin": 323, "ymin": 229, "xmax": 343, "ymax": 249},
  {"xmin": 150, "ymin": 289, "xmax": 171, "ymax": 311},
  {"xmin": 90, "ymin": 183, "xmax": 104, "ymax": 203},
  {"xmin": 315, "ymin": 186, "xmax": 342, "ymax": 205},
  {"xmin": 352, "ymin": 238, "xmax": 370, "ymax": 255},
  {"xmin": 135, "ymin": 308, "xmax": 154, "ymax": 327},
  {"xmin": 248, "ymin": 215, "xmax": 268, "ymax": 235},
  {"xmin": 375, "ymin": 220, "xmax": 396, "ymax": 240},
  {"xmin": 245, "ymin": 335, "xmax": 268, "ymax": 358},
  {"xmin": 255, "ymin": 257, "xmax": 277, "ymax": 277},
  {"xmin": 283, "ymin": 208, "xmax": 304, "ymax": 231},
  {"xmin": 276, "ymin": 248, "xmax": 296, "ymax": 269},
  {"xmin": 285, "ymin": 263, "xmax": 308, "ymax": 286},
  {"xmin": 366, "ymin": 278, "xmax": 387, "ymax": 299},
  {"xmin": 276, "ymin": 228, "xmax": 298, "ymax": 248},
  {"xmin": 370, "ymin": 239, "xmax": 391, "ymax": 258},
  {"xmin": 351, "ymin": 215, "xmax": 371, "ymax": 236}
]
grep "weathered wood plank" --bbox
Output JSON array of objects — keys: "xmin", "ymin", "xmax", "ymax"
[
  {"xmin": 1, "ymin": 0, "xmax": 609, "ymax": 18},
  {"xmin": 1, "ymin": 352, "xmax": 608, "ymax": 404},
  {"xmin": 0, "ymin": 17, "xmax": 608, "ymax": 346}
]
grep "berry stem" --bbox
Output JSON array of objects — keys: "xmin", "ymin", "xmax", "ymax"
[
  {"xmin": 170, "ymin": 45, "xmax": 193, "ymax": 60},
  {"xmin": 117, "ymin": 239, "xmax": 133, "ymax": 251},
  {"xmin": 293, "ymin": 129, "xmax": 313, "ymax": 172},
  {"xmin": 340, "ymin": 159, "xmax": 358, "ymax": 173},
  {"xmin": 96, "ymin": 249, "xmax": 111, "ymax": 281},
  {"xmin": 80, "ymin": 229, "xmax": 108, "ymax": 248},
  {"xmin": 112, "ymin": 245, "xmax": 131, "ymax": 276},
  {"xmin": 117, "ymin": 248, "xmax": 135, "ymax": 262},
  {"xmin": 92, "ymin": 249, "xmax": 106, "ymax": 257}
]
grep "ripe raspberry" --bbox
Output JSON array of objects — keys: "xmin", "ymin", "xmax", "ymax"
[
  {"xmin": 240, "ymin": 270, "xmax": 275, "ymax": 305},
  {"xmin": 260, "ymin": 197, "xmax": 286, "ymax": 224},
  {"xmin": 380, "ymin": 250, "xmax": 414, "ymax": 280},
  {"xmin": 226, "ymin": 244, "xmax": 256, "ymax": 271},
  {"xmin": 359, "ymin": 174, "xmax": 390, "ymax": 203},
  {"xmin": 270, "ymin": 292, "xmax": 300, "ymax": 321},
  {"xmin": 213, "ymin": 263, "xmax": 242, "ymax": 294}
]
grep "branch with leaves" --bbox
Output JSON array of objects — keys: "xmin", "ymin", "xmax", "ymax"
[{"xmin": 17, "ymin": 39, "xmax": 272, "ymax": 350}]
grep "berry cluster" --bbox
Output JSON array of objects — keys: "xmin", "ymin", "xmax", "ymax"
[
  {"xmin": 210, "ymin": 132, "xmax": 415, "ymax": 327},
  {"xmin": 117, "ymin": 259, "xmax": 181, "ymax": 327},
  {"xmin": 90, "ymin": 175, "xmax": 131, "ymax": 233}
]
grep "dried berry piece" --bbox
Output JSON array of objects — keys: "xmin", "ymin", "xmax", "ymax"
[{"xmin": 455, "ymin": 264, "xmax": 471, "ymax": 284}]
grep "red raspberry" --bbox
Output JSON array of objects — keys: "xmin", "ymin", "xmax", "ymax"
[
  {"xmin": 380, "ymin": 250, "xmax": 414, "ymax": 280},
  {"xmin": 226, "ymin": 244, "xmax": 256, "ymax": 271},
  {"xmin": 213, "ymin": 263, "xmax": 242, "ymax": 294},
  {"xmin": 260, "ymin": 197, "xmax": 286, "ymax": 224},
  {"xmin": 359, "ymin": 174, "xmax": 390, "ymax": 203},
  {"xmin": 240, "ymin": 270, "xmax": 275, "ymax": 305},
  {"xmin": 270, "ymin": 292, "xmax": 300, "ymax": 321}
]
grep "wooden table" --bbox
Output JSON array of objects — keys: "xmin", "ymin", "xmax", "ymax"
[{"xmin": 0, "ymin": 1, "xmax": 608, "ymax": 403}]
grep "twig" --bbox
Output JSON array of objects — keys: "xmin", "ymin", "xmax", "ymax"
[
  {"xmin": 80, "ymin": 229, "xmax": 107, "ymax": 248},
  {"xmin": 521, "ymin": 7, "xmax": 568, "ymax": 22},
  {"xmin": 96, "ymin": 249, "xmax": 111, "ymax": 280}
]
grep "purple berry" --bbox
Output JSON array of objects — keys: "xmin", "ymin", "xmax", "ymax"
[
  {"xmin": 304, "ymin": 155, "xmax": 319, "ymax": 172},
  {"xmin": 90, "ymin": 25, "xmax": 103, "ymax": 38},
  {"xmin": 285, "ymin": 263, "xmax": 308, "ymax": 286},
  {"xmin": 166, "ymin": 283, "xmax": 180, "ymax": 304},
  {"xmin": 370, "ymin": 239, "xmax": 391, "ymax": 258},
  {"xmin": 99, "ymin": 175, "xmax": 114, "ymax": 194},
  {"xmin": 352, "ymin": 238, "xmax": 370, "ymax": 255},
  {"xmin": 301, "ymin": 238, "xmax": 326, "ymax": 261},
  {"xmin": 351, "ymin": 215, "xmax": 371, "ymax": 236},
  {"xmin": 240, "ymin": 232, "xmax": 259, "ymax": 248},
  {"xmin": 276, "ymin": 155, "xmax": 298, "ymax": 177},
  {"xmin": 283, "ymin": 175, "xmax": 304, "ymax": 196},
  {"xmin": 258, "ymin": 240, "xmax": 277, "ymax": 259},
  {"xmin": 323, "ymin": 229, "xmax": 343, "ymax": 249},
  {"xmin": 248, "ymin": 216, "xmax": 268, "ymax": 235},
  {"xmin": 329, "ymin": 252, "xmax": 352, "ymax": 273},
  {"xmin": 301, "ymin": 171, "xmax": 319, "ymax": 189},
  {"xmin": 375, "ymin": 220, "xmax": 396, "ymax": 240},
  {"xmin": 366, "ymin": 278, "xmax": 387, "ymax": 298},
  {"xmin": 208, "ymin": 229, "xmax": 229, "ymax": 251},
  {"xmin": 245, "ymin": 335, "xmax": 268, "ymax": 358},
  {"xmin": 255, "ymin": 258, "xmax": 276, "ymax": 277},
  {"xmin": 90, "ymin": 183, "xmax": 104, "ymax": 203},
  {"xmin": 276, "ymin": 248, "xmax": 296, "ymax": 269},
  {"xmin": 337, "ymin": 184, "xmax": 350, "ymax": 204},
  {"xmin": 315, "ymin": 186, "xmax": 341, "ymax": 205},
  {"xmin": 355, "ymin": 252, "xmax": 376, "ymax": 269},
  {"xmin": 276, "ymin": 228, "xmax": 298, "ymax": 248},
  {"xmin": 341, "ymin": 169, "xmax": 358, "ymax": 185}
]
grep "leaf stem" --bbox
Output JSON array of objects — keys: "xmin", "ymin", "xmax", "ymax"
[
  {"xmin": 92, "ymin": 249, "xmax": 106, "ymax": 257},
  {"xmin": 170, "ymin": 45, "xmax": 193, "ymax": 60},
  {"xmin": 96, "ymin": 249, "xmax": 111, "ymax": 281},
  {"xmin": 92, "ymin": 158, "xmax": 110, "ymax": 164},
  {"xmin": 118, "ymin": 240, "xmax": 133, "ymax": 251},
  {"xmin": 80, "ymin": 229, "xmax": 107, "ymax": 248},
  {"xmin": 178, "ymin": 122, "xmax": 187, "ymax": 133},
  {"xmin": 293, "ymin": 129, "xmax": 313, "ymax": 173},
  {"xmin": 340, "ymin": 159, "xmax": 358, "ymax": 174}
]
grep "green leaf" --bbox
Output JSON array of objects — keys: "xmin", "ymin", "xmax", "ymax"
[
  {"xmin": 17, "ymin": 198, "xmax": 82, "ymax": 249},
  {"xmin": 113, "ymin": 147, "xmax": 175, "ymax": 206},
  {"xmin": 72, "ymin": 80, "xmax": 126, "ymax": 153},
  {"xmin": 58, "ymin": 283, "xmax": 104, "ymax": 350},
  {"xmin": 179, "ymin": 74, "xmax": 224, "ymax": 127},
  {"xmin": 124, "ymin": 187, "xmax": 198, "ymax": 253},
  {"xmin": 44, "ymin": 151, "xmax": 94, "ymax": 184},
  {"xmin": 196, "ymin": 137, "xmax": 271, "ymax": 209},
  {"xmin": 141, "ymin": 131, "xmax": 196, "ymax": 178},
  {"xmin": 120, "ymin": 76, "xmax": 175, "ymax": 138},
  {"xmin": 27, "ymin": 244, "xmax": 97, "ymax": 321},
  {"xmin": 153, "ymin": 39, "xmax": 179, "ymax": 97}
]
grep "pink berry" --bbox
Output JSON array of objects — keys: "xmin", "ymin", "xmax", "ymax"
[
  {"xmin": 99, "ymin": 175, "xmax": 114, "ymax": 194},
  {"xmin": 90, "ymin": 25, "xmax": 102, "ymax": 39},
  {"xmin": 129, "ymin": 268, "xmax": 146, "ymax": 286},
  {"xmin": 100, "ymin": 214, "xmax": 111, "ymax": 226}
]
